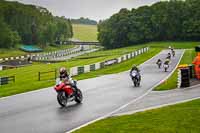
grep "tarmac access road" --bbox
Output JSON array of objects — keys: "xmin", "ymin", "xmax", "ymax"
[
  {"xmin": 113, "ymin": 84, "xmax": 200, "ymax": 116},
  {"xmin": 0, "ymin": 49, "xmax": 184, "ymax": 133}
]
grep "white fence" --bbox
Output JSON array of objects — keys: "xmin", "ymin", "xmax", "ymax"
[
  {"xmin": 70, "ymin": 47, "xmax": 149, "ymax": 76},
  {"xmin": 0, "ymin": 45, "xmax": 80, "ymax": 62}
]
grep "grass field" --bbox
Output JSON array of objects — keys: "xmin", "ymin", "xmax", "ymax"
[
  {"xmin": 74, "ymin": 98, "xmax": 200, "ymax": 133},
  {"xmin": 154, "ymin": 49, "xmax": 196, "ymax": 91},
  {"xmin": 72, "ymin": 24, "xmax": 97, "ymax": 41},
  {"xmin": 148, "ymin": 41, "xmax": 199, "ymax": 49},
  {"xmin": 0, "ymin": 45, "xmax": 147, "ymax": 97},
  {"xmin": 0, "ymin": 45, "xmax": 75, "ymax": 59}
]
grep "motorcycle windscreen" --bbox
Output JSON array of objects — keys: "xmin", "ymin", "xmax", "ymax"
[
  {"xmin": 131, "ymin": 70, "xmax": 137, "ymax": 77},
  {"xmin": 54, "ymin": 82, "xmax": 65, "ymax": 91}
]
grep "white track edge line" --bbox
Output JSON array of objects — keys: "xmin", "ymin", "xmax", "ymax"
[{"xmin": 66, "ymin": 49, "xmax": 185, "ymax": 133}]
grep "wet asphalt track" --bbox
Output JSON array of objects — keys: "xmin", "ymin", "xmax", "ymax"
[{"xmin": 0, "ymin": 50, "xmax": 184, "ymax": 133}]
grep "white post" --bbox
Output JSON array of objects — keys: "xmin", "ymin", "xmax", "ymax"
[
  {"xmin": 177, "ymin": 69, "xmax": 181, "ymax": 88},
  {"xmin": 135, "ymin": 51, "xmax": 138, "ymax": 56},
  {"xmin": 70, "ymin": 67, "xmax": 78, "ymax": 76},
  {"xmin": 84, "ymin": 65, "xmax": 90, "ymax": 73},
  {"xmin": 117, "ymin": 57, "xmax": 122, "ymax": 63},
  {"xmin": 123, "ymin": 55, "xmax": 127, "ymax": 61},
  {"xmin": 95, "ymin": 62, "xmax": 100, "ymax": 70},
  {"xmin": 128, "ymin": 53, "xmax": 131, "ymax": 59}
]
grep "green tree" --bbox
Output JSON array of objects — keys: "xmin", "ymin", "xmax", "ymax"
[{"xmin": 98, "ymin": 0, "xmax": 200, "ymax": 49}]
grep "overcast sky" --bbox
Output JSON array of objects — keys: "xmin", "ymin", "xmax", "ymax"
[{"xmin": 7, "ymin": 0, "xmax": 163, "ymax": 21}]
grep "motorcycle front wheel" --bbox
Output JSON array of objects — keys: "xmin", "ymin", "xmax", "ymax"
[
  {"xmin": 57, "ymin": 91, "xmax": 68, "ymax": 107},
  {"xmin": 75, "ymin": 89, "xmax": 83, "ymax": 103},
  {"xmin": 133, "ymin": 78, "xmax": 137, "ymax": 87}
]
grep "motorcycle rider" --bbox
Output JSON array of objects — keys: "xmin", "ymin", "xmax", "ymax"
[
  {"xmin": 164, "ymin": 58, "xmax": 170, "ymax": 66},
  {"xmin": 172, "ymin": 49, "xmax": 175, "ymax": 57},
  {"xmin": 59, "ymin": 67, "xmax": 78, "ymax": 94},
  {"xmin": 163, "ymin": 58, "xmax": 170, "ymax": 71},
  {"xmin": 166, "ymin": 52, "xmax": 171, "ymax": 59},
  {"xmin": 130, "ymin": 65, "xmax": 141, "ymax": 81},
  {"xmin": 156, "ymin": 59, "xmax": 162, "ymax": 69},
  {"xmin": 59, "ymin": 67, "xmax": 69, "ymax": 80}
]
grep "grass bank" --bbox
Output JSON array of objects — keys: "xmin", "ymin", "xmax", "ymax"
[
  {"xmin": 148, "ymin": 41, "xmax": 199, "ymax": 49},
  {"xmin": 154, "ymin": 49, "xmax": 196, "ymax": 91},
  {"xmin": 72, "ymin": 24, "xmax": 97, "ymax": 41},
  {"xmin": 74, "ymin": 98, "xmax": 200, "ymax": 133}
]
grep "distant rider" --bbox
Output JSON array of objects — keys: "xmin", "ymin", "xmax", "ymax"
[
  {"xmin": 156, "ymin": 59, "xmax": 162, "ymax": 69},
  {"xmin": 166, "ymin": 53, "xmax": 171, "ymax": 60},
  {"xmin": 130, "ymin": 65, "xmax": 141, "ymax": 81},
  {"xmin": 172, "ymin": 49, "xmax": 175, "ymax": 57},
  {"xmin": 164, "ymin": 58, "xmax": 170, "ymax": 65}
]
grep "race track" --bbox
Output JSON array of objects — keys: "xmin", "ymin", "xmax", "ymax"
[{"xmin": 0, "ymin": 50, "xmax": 184, "ymax": 133}]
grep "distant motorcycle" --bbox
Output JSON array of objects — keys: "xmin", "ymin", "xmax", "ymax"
[
  {"xmin": 130, "ymin": 70, "xmax": 141, "ymax": 87},
  {"xmin": 54, "ymin": 78, "xmax": 83, "ymax": 107},
  {"xmin": 172, "ymin": 50, "xmax": 175, "ymax": 57},
  {"xmin": 156, "ymin": 61, "xmax": 162, "ymax": 69},
  {"xmin": 163, "ymin": 64, "xmax": 169, "ymax": 72},
  {"xmin": 167, "ymin": 53, "xmax": 171, "ymax": 60}
]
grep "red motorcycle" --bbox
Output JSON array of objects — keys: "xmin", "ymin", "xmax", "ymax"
[{"xmin": 54, "ymin": 78, "xmax": 83, "ymax": 107}]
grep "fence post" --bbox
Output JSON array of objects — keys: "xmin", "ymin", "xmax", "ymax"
[
  {"xmin": 13, "ymin": 76, "xmax": 15, "ymax": 83},
  {"xmin": 55, "ymin": 69, "xmax": 57, "ymax": 80},
  {"xmin": 38, "ymin": 72, "xmax": 40, "ymax": 81}
]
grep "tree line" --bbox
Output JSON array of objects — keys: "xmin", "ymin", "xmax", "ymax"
[
  {"xmin": 0, "ymin": 0, "xmax": 73, "ymax": 48},
  {"xmin": 98, "ymin": 0, "xmax": 200, "ymax": 49},
  {"xmin": 71, "ymin": 17, "xmax": 97, "ymax": 25}
]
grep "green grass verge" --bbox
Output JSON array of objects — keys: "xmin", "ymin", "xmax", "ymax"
[
  {"xmin": 0, "ymin": 45, "xmax": 145, "ymax": 97},
  {"xmin": 148, "ymin": 41, "xmax": 199, "ymax": 49},
  {"xmin": 0, "ymin": 45, "xmax": 75, "ymax": 58},
  {"xmin": 154, "ymin": 49, "xmax": 196, "ymax": 91},
  {"xmin": 74, "ymin": 98, "xmax": 200, "ymax": 133},
  {"xmin": 41, "ymin": 45, "xmax": 75, "ymax": 52},
  {"xmin": 72, "ymin": 24, "xmax": 97, "ymax": 41},
  {"xmin": 74, "ymin": 45, "xmax": 145, "ymax": 60}
]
